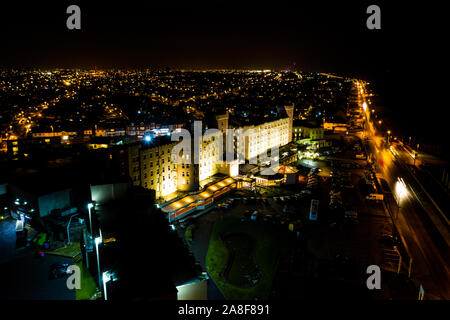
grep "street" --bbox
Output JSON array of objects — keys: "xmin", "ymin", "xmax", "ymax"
[{"xmin": 357, "ymin": 82, "xmax": 450, "ymax": 299}]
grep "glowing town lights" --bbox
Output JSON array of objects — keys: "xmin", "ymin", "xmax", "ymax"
[
  {"xmin": 362, "ymin": 102, "xmax": 367, "ymax": 111},
  {"xmin": 144, "ymin": 135, "xmax": 152, "ymax": 142}
]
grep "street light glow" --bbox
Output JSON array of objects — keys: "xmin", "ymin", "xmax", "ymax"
[{"xmin": 362, "ymin": 102, "xmax": 367, "ymax": 111}]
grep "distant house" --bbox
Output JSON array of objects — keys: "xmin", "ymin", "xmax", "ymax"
[{"xmin": 293, "ymin": 120, "xmax": 324, "ymax": 141}]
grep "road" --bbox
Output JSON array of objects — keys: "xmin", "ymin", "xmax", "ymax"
[
  {"xmin": 355, "ymin": 81, "xmax": 450, "ymax": 299},
  {"xmin": 0, "ymin": 218, "xmax": 76, "ymax": 300}
]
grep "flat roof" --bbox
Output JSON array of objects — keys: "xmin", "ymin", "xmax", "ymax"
[{"xmin": 162, "ymin": 177, "xmax": 235, "ymax": 213}]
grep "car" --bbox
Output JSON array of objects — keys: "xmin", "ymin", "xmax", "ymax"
[
  {"xmin": 344, "ymin": 210, "xmax": 358, "ymax": 219},
  {"xmin": 49, "ymin": 262, "xmax": 70, "ymax": 280},
  {"xmin": 263, "ymin": 214, "xmax": 274, "ymax": 223},
  {"xmin": 241, "ymin": 211, "xmax": 251, "ymax": 222},
  {"xmin": 379, "ymin": 235, "xmax": 400, "ymax": 247},
  {"xmin": 251, "ymin": 211, "xmax": 259, "ymax": 221}
]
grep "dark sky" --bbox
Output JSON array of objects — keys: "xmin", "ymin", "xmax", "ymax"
[
  {"xmin": 0, "ymin": 1, "xmax": 414, "ymax": 74},
  {"xmin": 0, "ymin": 1, "xmax": 445, "ymax": 141}
]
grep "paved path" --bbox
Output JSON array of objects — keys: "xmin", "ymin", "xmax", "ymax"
[{"xmin": 0, "ymin": 218, "xmax": 16, "ymax": 262}]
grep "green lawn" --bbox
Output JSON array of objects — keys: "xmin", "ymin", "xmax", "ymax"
[
  {"xmin": 185, "ymin": 224, "xmax": 195, "ymax": 243},
  {"xmin": 75, "ymin": 262, "xmax": 98, "ymax": 300},
  {"xmin": 206, "ymin": 218, "xmax": 286, "ymax": 300}
]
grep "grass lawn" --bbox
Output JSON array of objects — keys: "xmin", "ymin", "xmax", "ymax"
[
  {"xmin": 256, "ymin": 185, "xmax": 302, "ymax": 197},
  {"xmin": 206, "ymin": 217, "xmax": 287, "ymax": 300},
  {"xmin": 185, "ymin": 224, "xmax": 195, "ymax": 243},
  {"xmin": 75, "ymin": 262, "xmax": 98, "ymax": 300},
  {"xmin": 48, "ymin": 242, "xmax": 81, "ymax": 258}
]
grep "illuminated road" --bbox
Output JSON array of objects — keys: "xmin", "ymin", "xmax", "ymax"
[{"xmin": 355, "ymin": 81, "xmax": 450, "ymax": 299}]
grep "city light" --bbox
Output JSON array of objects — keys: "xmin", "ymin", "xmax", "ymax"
[
  {"xmin": 362, "ymin": 102, "xmax": 367, "ymax": 111},
  {"xmin": 144, "ymin": 135, "xmax": 152, "ymax": 142}
]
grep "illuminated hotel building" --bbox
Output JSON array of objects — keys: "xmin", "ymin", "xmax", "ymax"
[
  {"xmin": 128, "ymin": 105, "xmax": 293, "ymax": 200},
  {"xmin": 128, "ymin": 136, "xmax": 179, "ymax": 199},
  {"xmin": 234, "ymin": 105, "xmax": 294, "ymax": 161}
]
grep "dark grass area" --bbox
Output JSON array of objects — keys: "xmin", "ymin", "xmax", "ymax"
[
  {"xmin": 206, "ymin": 217, "xmax": 287, "ymax": 300},
  {"xmin": 222, "ymin": 232, "xmax": 261, "ymax": 287}
]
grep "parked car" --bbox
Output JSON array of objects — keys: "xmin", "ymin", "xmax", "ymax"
[
  {"xmin": 49, "ymin": 262, "xmax": 70, "ymax": 280},
  {"xmin": 344, "ymin": 210, "xmax": 358, "ymax": 219},
  {"xmin": 379, "ymin": 234, "xmax": 400, "ymax": 247},
  {"xmin": 251, "ymin": 211, "xmax": 259, "ymax": 221},
  {"xmin": 241, "ymin": 211, "xmax": 251, "ymax": 222}
]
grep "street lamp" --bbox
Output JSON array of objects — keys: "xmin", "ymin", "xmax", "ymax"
[
  {"xmin": 95, "ymin": 230, "xmax": 103, "ymax": 294},
  {"xmin": 102, "ymin": 271, "xmax": 111, "ymax": 300},
  {"xmin": 67, "ymin": 213, "xmax": 79, "ymax": 244},
  {"xmin": 87, "ymin": 202, "xmax": 94, "ymax": 235}
]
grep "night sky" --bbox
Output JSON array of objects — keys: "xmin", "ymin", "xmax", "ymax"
[{"xmin": 0, "ymin": 1, "xmax": 445, "ymax": 141}]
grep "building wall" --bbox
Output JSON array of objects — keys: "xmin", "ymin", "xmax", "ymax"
[
  {"xmin": 90, "ymin": 183, "xmax": 129, "ymax": 204},
  {"xmin": 128, "ymin": 141, "xmax": 179, "ymax": 199},
  {"xmin": 176, "ymin": 279, "xmax": 208, "ymax": 300},
  {"xmin": 293, "ymin": 126, "xmax": 324, "ymax": 141},
  {"xmin": 127, "ymin": 108, "xmax": 292, "ymax": 199},
  {"xmin": 38, "ymin": 189, "xmax": 72, "ymax": 217},
  {"xmin": 238, "ymin": 117, "xmax": 290, "ymax": 161}
]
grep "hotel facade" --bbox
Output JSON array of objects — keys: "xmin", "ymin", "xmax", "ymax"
[{"xmin": 127, "ymin": 105, "xmax": 294, "ymax": 200}]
